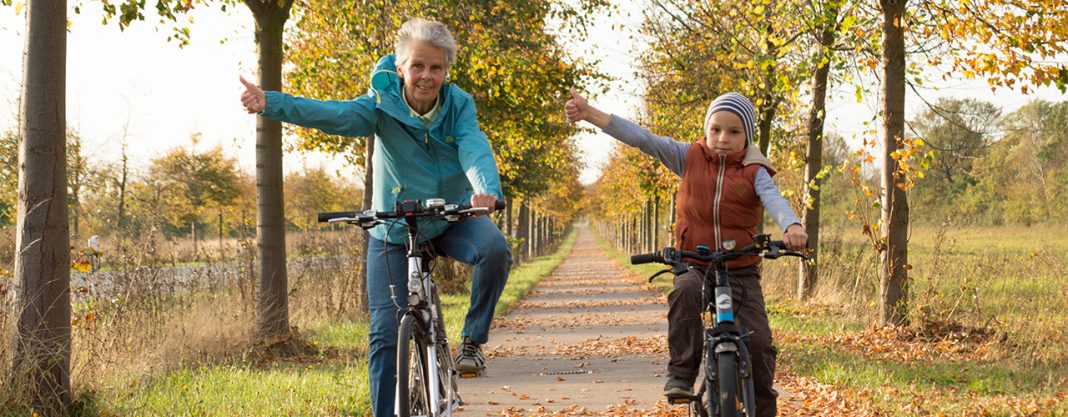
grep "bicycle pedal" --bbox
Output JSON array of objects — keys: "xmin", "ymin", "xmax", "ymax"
[
  {"xmin": 667, "ymin": 396, "xmax": 693, "ymax": 404},
  {"xmin": 458, "ymin": 370, "xmax": 483, "ymax": 378}
]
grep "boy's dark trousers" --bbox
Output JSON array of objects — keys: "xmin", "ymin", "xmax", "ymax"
[{"xmin": 667, "ymin": 265, "xmax": 778, "ymax": 417}]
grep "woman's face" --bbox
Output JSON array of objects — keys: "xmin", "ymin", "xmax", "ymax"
[
  {"xmin": 397, "ymin": 41, "xmax": 447, "ymax": 113},
  {"xmin": 705, "ymin": 111, "xmax": 747, "ymax": 155}
]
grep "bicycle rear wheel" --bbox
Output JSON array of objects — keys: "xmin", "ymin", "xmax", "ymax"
[{"xmin": 398, "ymin": 314, "xmax": 432, "ymax": 417}]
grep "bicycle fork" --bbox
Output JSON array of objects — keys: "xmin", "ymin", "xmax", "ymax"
[
  {"xmin": 706, "ymin": 332, "xmax": 757, "ymax": 416},
  {"xmin": 705, "ymin": 285, "xmax": 758, "ymax": 416}
]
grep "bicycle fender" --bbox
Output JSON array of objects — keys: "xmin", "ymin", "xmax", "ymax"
[{"xmin": 713, "ymin": 341, "xmax": 738, "ymax": 353}]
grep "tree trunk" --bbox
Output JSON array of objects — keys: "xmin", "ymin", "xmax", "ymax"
[
  {"xmin": 653, "ymin": 195, "xmax": 660, "ymax": 250},
  {"xmin": 117, "ymin": 139, "xmax": 129, "ymax": 230},
  {"xmin": 359, "ymin": 135, "xmax": 374, "ymax": 315},
  {"xmin": 798, "ymin": 7, "xmax": 838, "ymax": 301},
  {"xmin": 10, "ymin": 0, "xmax": 72, "ymax": 412},
  {"xmin": 642, "ymin": 199, "xmax": 650, "ymax": 253},
  {"xmin": 247, "ymin": 0, "xmax": 295, "ymax": 340},
  {"xmin": 68, "ymin": 144, "xmax": 81, "ymax": 243},
  {"xmin": 755, "ymin": 19, "xmax": 779, "ymax": 238},
  {"xmin": 517, "ymin": 202, "xmax": 529, "ymax": 261},
  {"xmin": 505, "ymin": 197, "xmax": 513, "ymax": 237},
  {"xmin": 218, "ymin": 207, "xmax": 224, "ymax": 249},
  {"xmin": 879, "ymin": 0, "xmax": 910, "ymax": 326},
  {"xmin": 756, "ymin": 100, "xmax": 778, "ymax": 235},
  {"xmin": 191, "ymin": 220, "xmax": 197, "ymax": 258},
  {"xmin": 532, "ymin": 210, "xmax": 541, "ymax": 257},
  {"xmin": 669, "ymin": 191, "xmax": 677, "ymax": 241}
]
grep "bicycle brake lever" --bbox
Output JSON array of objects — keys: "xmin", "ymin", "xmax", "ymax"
[{"xmin": 647, "ymin": 268, "xmax": 674, "ymax": 283}]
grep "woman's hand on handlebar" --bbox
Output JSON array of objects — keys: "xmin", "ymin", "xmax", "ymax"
[
  {"xmin": 784, "ymin": 224, "xmax": 808, "ymax": 252},
  {"xmin": 470, "ymin": 193, "xmax": 498, "ymax": 215}
]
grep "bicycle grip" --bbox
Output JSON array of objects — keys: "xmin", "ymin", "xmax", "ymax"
[
  {"xmin": 630, "ymin": 253, "xmax": 662, "ymax": 265},
  {"xmin": 318, "ymin": 211, "xmax": 358, "ymax": 223},
  {"xmin": 494, "ymin": 200, "xmax": 506, "ymax": 211}
]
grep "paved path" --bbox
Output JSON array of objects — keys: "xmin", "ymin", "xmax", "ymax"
[
  {"xmin": 455, "ymin": 225, "xmax": 684, "ymax": 416},
  {"xmin": 452, "ymin": 224, "xmax": 870, "ymax": 417}
]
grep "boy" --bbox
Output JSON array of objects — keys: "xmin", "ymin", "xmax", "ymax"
[{"xmin": 566, "ymin": 89, "xmax": 807, "ymax": 417}]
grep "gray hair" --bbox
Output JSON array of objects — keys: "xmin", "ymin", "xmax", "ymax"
[{"xmin": 395, "ymin": 18, "xmax": 458, "ymax": 69}]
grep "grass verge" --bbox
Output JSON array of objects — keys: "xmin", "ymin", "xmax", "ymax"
[
  {"xmin": 57, "ymin": 229, "xmax": 577, "ymax": 417},
  {"xmin": 592, "ymin": 227, "xmax": 1068, "ymax": 416}
]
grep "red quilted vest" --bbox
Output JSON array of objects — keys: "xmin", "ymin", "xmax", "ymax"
[{"xmin": 675, "ymin": 141, "xmax": 772, "ymax": 268}]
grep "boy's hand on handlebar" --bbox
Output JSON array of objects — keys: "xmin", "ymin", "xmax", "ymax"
[
  {"xmin": 784, "ymin": 224, "xmax": 808, "ymax": 252},
  {"xmin": 470, "ymin": 194, "xmax": 498, "ymax": 215},
  {"xmin": 240, "ymin": 75, "xmax": 266, "ymax": 114}
]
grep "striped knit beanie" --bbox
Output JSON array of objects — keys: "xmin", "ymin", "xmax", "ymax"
[{"xmin": 703, "ymin": 92, "xmax": 756, "ymax": 146}]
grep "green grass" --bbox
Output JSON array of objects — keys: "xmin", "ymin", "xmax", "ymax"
[
  {"xmin": 595, "ymin": 224, "xmax": 1068, "ymax": 416},
  {"xmin": 56, "ymin": 230, "xmax": 578, "ymax": 417}
]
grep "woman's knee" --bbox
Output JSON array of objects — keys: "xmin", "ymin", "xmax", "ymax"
[{"xmin": 481, "ymin": 233, "xmax": 512, "ymax": 267}]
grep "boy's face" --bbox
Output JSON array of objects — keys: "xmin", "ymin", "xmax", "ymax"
[
  {"xmin": 705, "ymin": 111, "xmax": 747, "ymax": 155},
  {"xmin": 397, "ymin": 41, "xmax": 447, "ymax": 113}
]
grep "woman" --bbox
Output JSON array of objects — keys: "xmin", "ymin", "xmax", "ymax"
[{"xmin": 240, "ymin": 18, "xmax": 511, "ymax": 417}]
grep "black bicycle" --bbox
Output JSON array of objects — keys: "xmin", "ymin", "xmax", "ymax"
[
  {"xmin": 631, "ymin": 234, "xmax": 805, "ymax": 417},
  {"xmin": 319, "ymin": 198, "xmax": 504, "ymax": 417}
]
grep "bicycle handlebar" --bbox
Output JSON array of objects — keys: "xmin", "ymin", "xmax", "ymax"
[
  {"xmin": 317, "ymin": 199, "xmax": 506, "ymax": 228},
  {"xmin": 629, "ymin": 252, "xmax": 665, "ymax": 265},
  {"xmin": 630, "ymin": 235, "xmax": 808, "ymax": 267},
  {"xmin": 318, "ymin": 211, "xmax": 359, "ymax": 223}
]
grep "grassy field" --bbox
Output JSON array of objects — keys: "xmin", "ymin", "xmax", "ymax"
[
  {"xmin": 599, "ymin": 224, "xmax": 1068, "ymax": 417},
  {"xmin": 1, "ymin": 230, "xmax": 577, "ymax": 417},
  {"xmin": 52, "ymin": 229, "xmax": 576, "ymax": 414}
]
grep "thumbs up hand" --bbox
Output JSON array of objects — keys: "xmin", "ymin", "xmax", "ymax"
[
  {"xmin": 239, "ymin": 75, "xmax": 266, "ymax": 114},
  {"xmin": 565, "ymin": 87, "xmax": 589, "ymax": 123},
  {"xmin": 565, "ymin": 87, "xmax": 611, "ymax": 128}
]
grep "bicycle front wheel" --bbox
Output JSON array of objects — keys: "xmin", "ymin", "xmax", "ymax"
[
  {"xmin": 398, "ymin": 314, "xmax": 432, "ymax": 417},
  {"xmin": 712, "ymin": 352, "xmax": 739, "ymax": 417}
]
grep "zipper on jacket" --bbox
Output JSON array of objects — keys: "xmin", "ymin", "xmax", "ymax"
[
  {"xmin": 713, "ymin": 154, "xmax": 726, "ymax": 250},
  {"xmin": 424, "ymin": 132, "xmax": 430, "ymax": 150}
]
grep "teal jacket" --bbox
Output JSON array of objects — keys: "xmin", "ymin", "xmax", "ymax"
[{"xmin": 261, "ymin": 54, "xmax": 504, "ymax": 244}]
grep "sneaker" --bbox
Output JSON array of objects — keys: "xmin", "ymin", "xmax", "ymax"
[
  {"xmin": 455, "ymin": 336, "xmax": 485, "ymax": 375},
  {"xmin": 663, "ymin": 374, "xmax": 694, "ymax": 399}
]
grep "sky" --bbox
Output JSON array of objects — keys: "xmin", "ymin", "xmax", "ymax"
[{"xmin": 1, "ymin": 2, "xmax": 1065, "ymax": 187}]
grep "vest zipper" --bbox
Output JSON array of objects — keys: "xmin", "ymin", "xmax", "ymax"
[{"xmin": 713, "ymin": 154, "xmax": 726, "ymax": 250}]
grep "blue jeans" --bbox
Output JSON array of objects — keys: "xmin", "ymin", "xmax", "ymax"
[{"xmin": 366, "ymin": 216, "xmax": 512, "ymax": 417}]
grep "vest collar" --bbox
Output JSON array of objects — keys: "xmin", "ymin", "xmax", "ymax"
[
  {"xmin": 695, "ymin": 139, "xmax": 747, "ymax": 165},
  {"xmin": 694, "ymin": 140, "xmax": 778, "ymax": 176}
]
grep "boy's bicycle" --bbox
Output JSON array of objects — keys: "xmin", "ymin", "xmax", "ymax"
[
  {"xmin": 319, "ymin": 198, "xmax": 504, "ymax": 417},
  {"xmin": 631, "ymin": 234, "xmax": 805, "ymax": 417}
]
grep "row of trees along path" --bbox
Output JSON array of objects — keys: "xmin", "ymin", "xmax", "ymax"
[{"xmin": 456, "ymin": 224, "xmax": 875, "ymax": 416}]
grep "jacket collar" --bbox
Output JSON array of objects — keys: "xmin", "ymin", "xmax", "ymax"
[{"xmin": 369, "ymin": 54, "xmax": 451, "ymax": 130}]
